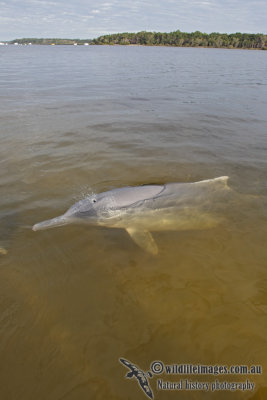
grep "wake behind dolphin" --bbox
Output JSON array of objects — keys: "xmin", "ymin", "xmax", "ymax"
[{"xmin": 33, "ymin": 176, "xmax": 231, "ymax": 254}]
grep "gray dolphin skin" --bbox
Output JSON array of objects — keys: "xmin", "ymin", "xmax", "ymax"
[{"xmin": 33, "ymin": 176, "xmax": 230, "ymax": 254}]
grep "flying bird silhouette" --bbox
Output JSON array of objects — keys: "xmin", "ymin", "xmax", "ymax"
[{"xmin": 120, "ymin": 358, "xmax": 154, "ymax": 399}]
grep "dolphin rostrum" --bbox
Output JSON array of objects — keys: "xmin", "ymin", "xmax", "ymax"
[{"xmin": 33, "ymin": 176, "xmax": 231, "ymax": 254}]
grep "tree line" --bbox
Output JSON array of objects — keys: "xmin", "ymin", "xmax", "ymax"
[{"xmin": 92, "ymin": 30, "xmax": 267, "ymax": 49}]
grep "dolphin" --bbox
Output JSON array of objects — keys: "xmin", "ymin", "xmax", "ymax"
[{"xmin": 33, "ymin": 176, "xmax": 231, "ymax": 254}]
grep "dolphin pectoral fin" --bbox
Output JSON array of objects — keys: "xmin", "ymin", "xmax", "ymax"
[{"xmin": 126, "ymin": 228, "xmax": 158, "ymax": 255}]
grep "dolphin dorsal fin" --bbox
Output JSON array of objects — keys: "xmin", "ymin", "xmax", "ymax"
[
  {"xmin": 126, "ymin": 228, "xmax": 158, "ymax": 255},
  {"xmin": 196, "ymin": 176, "xmax": 229, "ymax": 186}
]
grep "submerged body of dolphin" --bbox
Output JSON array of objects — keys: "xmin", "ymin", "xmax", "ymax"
[{"xmin": 33, "ymin": 176, "xmax": 231, "ymax": 254}]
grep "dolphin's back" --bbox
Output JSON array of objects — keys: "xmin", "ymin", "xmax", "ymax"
[
  {"xmin": 109, "ymin": 177, "xmax": 230, "ymax": 232},
  {"xmin": 101, "ymin": 185, "xmax": 164, "ymax": 208}
]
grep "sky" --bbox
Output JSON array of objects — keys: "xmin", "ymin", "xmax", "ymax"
[{"xmin": 0, "ymin": 0, "xmax": 266, "ymax": 40}]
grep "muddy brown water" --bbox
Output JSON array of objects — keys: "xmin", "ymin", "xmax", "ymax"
[{"xmin": 0, "ymin": 45, "xmax": 267, "ymax": 399}]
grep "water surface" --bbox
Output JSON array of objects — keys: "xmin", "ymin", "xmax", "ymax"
[{"xmin": 0, "ymin": 45, "xmax": 267, "ymax": 400}]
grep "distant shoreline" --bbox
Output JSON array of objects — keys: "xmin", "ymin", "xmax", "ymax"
[
  {"xmin": 92, "ymin": 44, "xmax": 265, "ymax": 51},
  {"xmin": 3, "ymin": 44, "xmax": 266, "ymax": 51},
  {"xmin": 5, "ymin": 29, "xmax": 267, "ymax": 50}
]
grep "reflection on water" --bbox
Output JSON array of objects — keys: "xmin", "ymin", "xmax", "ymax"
[{"xmin": 0, "ymin": 46, "xmax": 267, "ymax": 400}]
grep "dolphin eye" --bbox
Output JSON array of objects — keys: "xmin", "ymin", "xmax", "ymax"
[{"xmin": 92, "ymin": 199, "xmax": 97, "ymax": 203}]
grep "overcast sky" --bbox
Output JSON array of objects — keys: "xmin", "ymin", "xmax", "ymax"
[{"xmin": 0, "ymin": 0, "xmax": 266, "ymax": 40}]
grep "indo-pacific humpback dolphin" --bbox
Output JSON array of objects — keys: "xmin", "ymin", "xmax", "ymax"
[{"xmin": 33, "ymin": 176, "xmax": 231, "ymax": 254}]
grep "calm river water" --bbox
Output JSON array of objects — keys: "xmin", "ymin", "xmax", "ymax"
[{"xmin": 0, "ymin": 45, "xmax": 267, "ymax": 400}]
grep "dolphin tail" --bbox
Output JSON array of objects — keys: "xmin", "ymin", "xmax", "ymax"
[
  {"xmin": 126, "ymin": 227, "xmax": 158, "ymax": 255},
  {"xmin": 32, "ymin": 215, "xmax": 68, "ymax": 231}
]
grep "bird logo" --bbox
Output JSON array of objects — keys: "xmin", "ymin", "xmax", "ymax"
[{"xmin": 119, "ymin": 358, "xmax": 154, "ymax": 399}]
